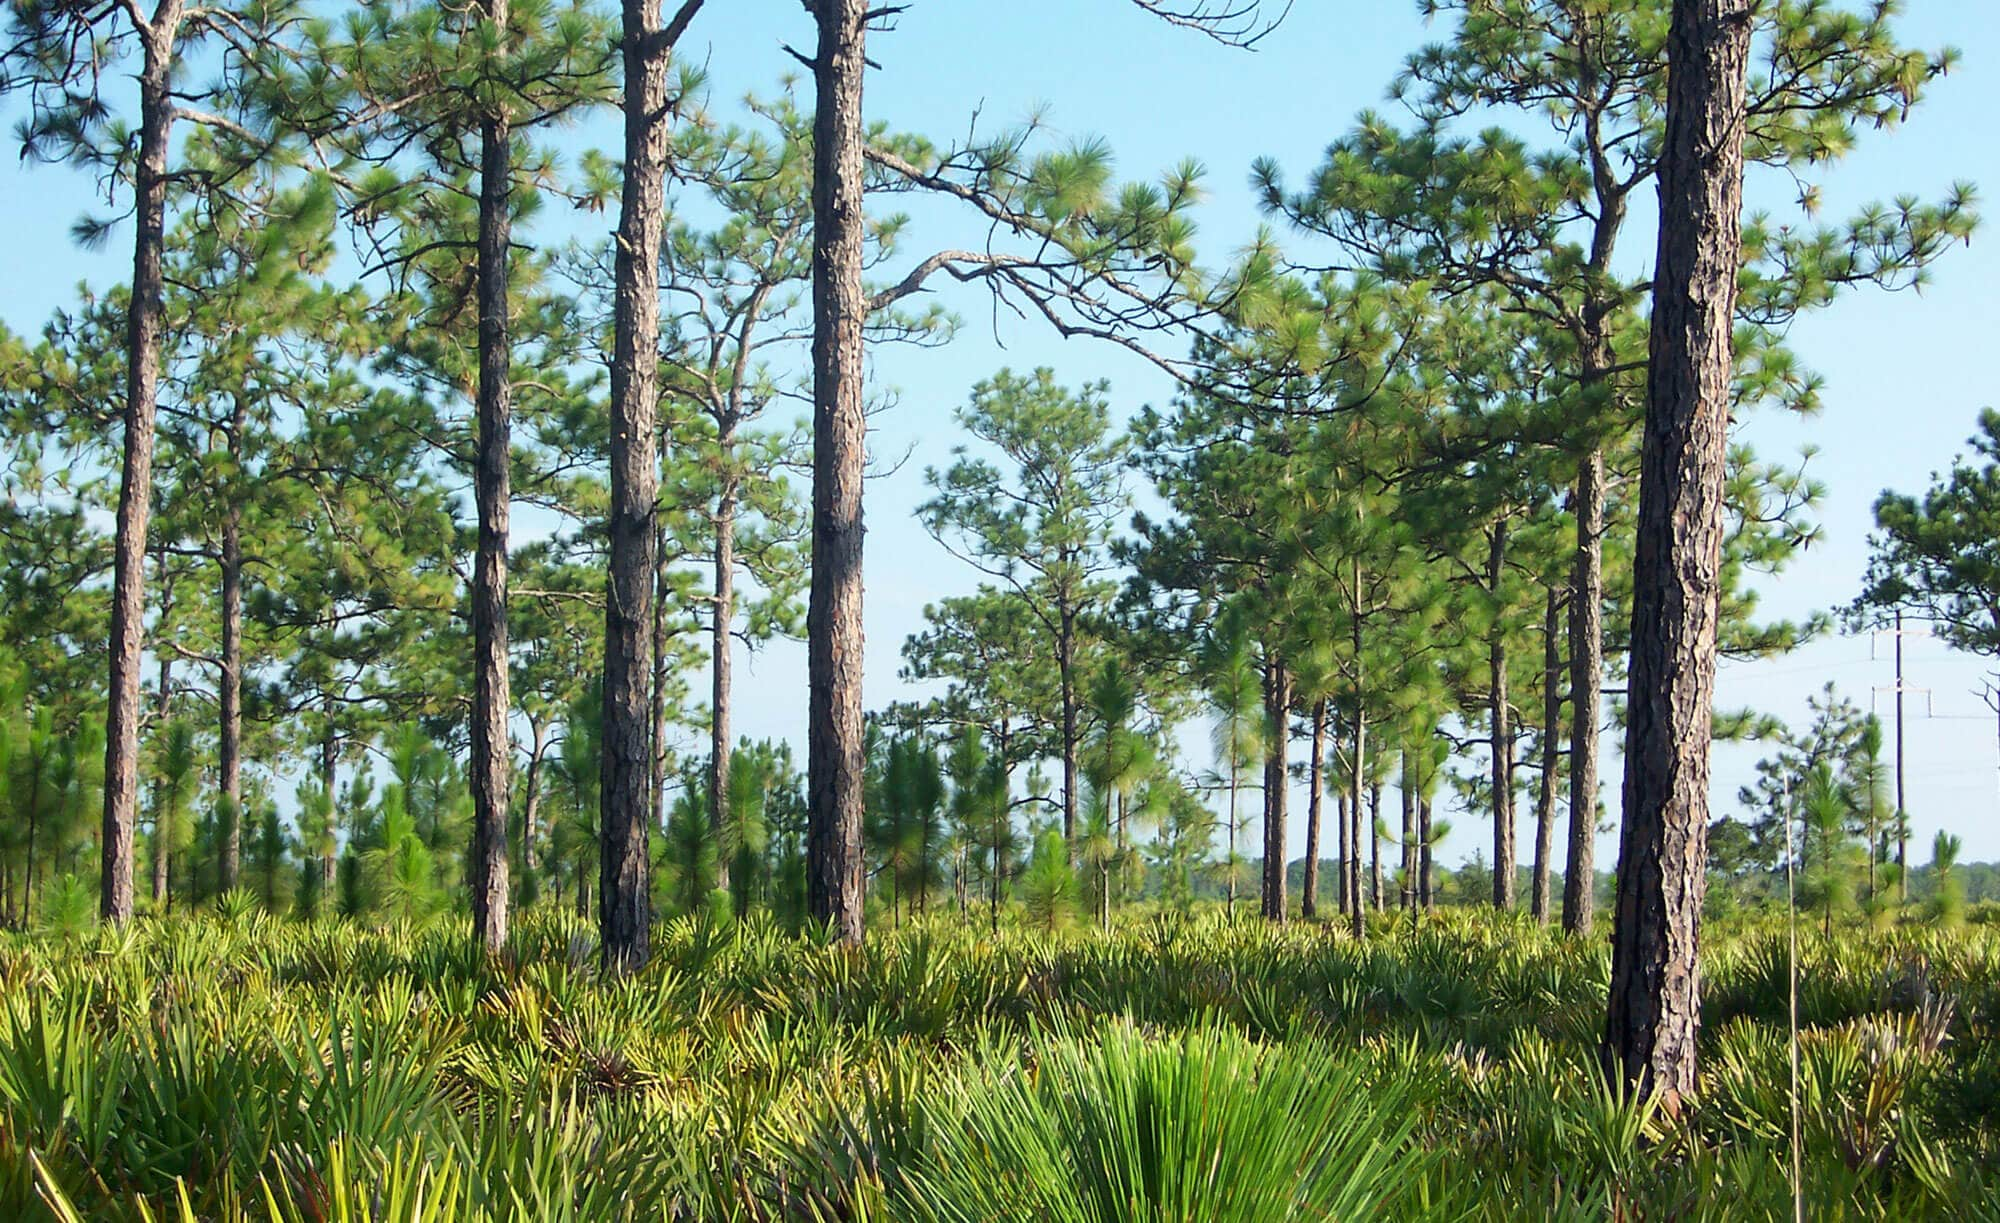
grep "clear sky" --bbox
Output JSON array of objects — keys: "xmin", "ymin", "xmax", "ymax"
[{"xmin": 4, "ymin": 0, "xmax": 1998, "ymax": 868}]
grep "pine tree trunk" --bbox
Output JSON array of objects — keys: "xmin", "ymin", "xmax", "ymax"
[
  {"xmin": 709, "ymin": 468, "xmax": 737, "ymax": 893},
  {"xmin": 1369, "ymin": 781, "xmax": 1382, "ymax": 913},
  {"xmin": 1489, "ymin": 520, "xmax": 1515, "ymax": 910},
  {"xmin": 522, "ymin": 719, "xmax": 546, "ymax": 890},
  {"xmin": 101, "ymin": 24, "xmax": 179, "ymax": 925},
  {"xmin": 216, "ymin": 390, "xmax": 246, "ymax": 894},
  {"xmin": 1302, "ymin": 699, "xmax": 1325, "ymax": 919},
  {"xmin": 20, "ymin": 754, "xmax": 43, "ymax": 925},
  {"xmin": 217, "ymin": 453, "xmax": 243, "ymax": 893},
  {"xmin": 1401, "ymin": 752, "xmax": 1417, "ymax": 912},
  {"xmin": 1335, "ymin": 789, "xmax": 1349, "ymax": 916},
  {"xmin": 1533, "ymin": 583, "xmax": 1563, "ymax": 924},
  {"xmin": 806, "ymin": 0, "xmax": 868, "ymax": 946},
  {"xmin": 319, "ymin": 712, "xmax": 338, "ymax": 901},
  {"xmin": 147, "ymin": 579, "xmax": 175, "ymax": 911},
  {"xmin": 601, "ymin": 0, "xmax": 702, "ymax": 970},
  {"xmin": 1564, "ymin": 448, "xmax": 1606, "ymax": 935},
  {"xmin": 1562, "ymin": 43, "xmax": 1630, "ymax": 937},
  {"xmin": 649, "ymin": 514, "xmax": 672, "ymax": 828},
  {"xmin": 1058, "ymin": 611, "xmax": 1079, "ymax": 855},
  {"xmin": 1348, "ymin": 702, "xmax": 1366, "ymax": 940},
  {"xmin": 1260, "ymin": 655, "xmax": 1289, "ymax": 920},
  {"xmin": 468, "ymin": 82, "xmax": 514, "ymax": 956},
  {"xmin": 1420, "ymin": 798, "xmax": 1435, "ymax": 910},
  {"xmin": 1225, "ymin": 772, "xmax": 1239, "ymax": 917},
  {"xmin": 1604, "ymin": 0, "xmax": 1751, "ymax": 1107}
]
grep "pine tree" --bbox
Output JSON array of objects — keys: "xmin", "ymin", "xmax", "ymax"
[
  {"xmin": 799, "ymin": 1, "xmax": 1279, "ymax": 945},
  {"xmin": 4, "ymin": 0, "xmax": 307, "ymax": 922},
  {"xmin": 598, "ymin": 0, "xmax": 708, "ymax": 970},
  {"xmin": 1261, "ymin": 0, "xmax": 1974, "ymax": 944}
]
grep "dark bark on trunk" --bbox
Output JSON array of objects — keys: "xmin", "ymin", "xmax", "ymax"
[
  {"xmin": 709, "ymin": 467, "xmax": 737, "ymax": 892},
  {"xmin": 101, "ymin": 18, "xmax": 180, "ymax": 925},
  {"xmin": 1604, "ymin": 0, "xmax": 1750, "ymax": 1107},
  {"xmin": 217, "ymin": 470, "xmax": 243, "ymax": 892},
  {"xmin": 149, "ymin": 576, "xmax": 174, "ymax": 911},
  {"xmin": 21, "ymin": 746, "xmax": 44, "ymax": 924},
  {"xmin": 469, "ymin": 83, "xmax": 514, "ymax": 955},
  {"xmin": 1225, "ymin": 772, "xmax": 1239, "ymax": 917},
  {"xmin": 1562, "ymin": 34, "xmax": 1628, "ymax": 936},
  {"xmin": 990, "ymin": 722, "xmax": 1009, "ymax": 934},
  {"xmin": 319, "ymin": 713, "xmax": 338, "ymax": 900},
  {"xmin": 1335, "ymin": 790, "xmax": 1349, "ymax": 916},
  {"xmin": 649, "ymin": 515, "xmax": 672, "ymax": 830},
  {"xmin": 1349, "ymin": 561, "xmax": 1367, "ymax": 939},
  {"xmin": 1489, "ymin": 520, "xmax": 1515, "ymax": 910},
  {"xmin": 1565, "ymin": 448, "xmax": 1606, "ymax": 935},
  {"xmin": 806, "ymin": 0, "xmax": 868, "ymax": 946},
  {"xmin": 1401, "ymin": 753, "xmax": 1418, "ymax": 912},
  {"xmin": 522, "ymin": 719, "xmax": 546, "ymax": 889},
  {"xmin": 216, "ymin": 384, "xmax": 246, "ymax": 893},
  {"xmin": 1420, "ymin": 798, "xmax": 1435, "ymax": 910},
  {"xmin": 1302, "ymin": 699, "xmax": 1325, "ymax": 920},
  {"xmin": 1369, "ymin": 782, "xmax": 1382, "ymax": 913},
  {"xmin": 1348, "ymin": 700, "xmax": 1366, "ymax": 940},
  {"xmin": 1260, "ymin": 655, "xmax": 1289, "ymax": 921},
  {"xmin": 601, "ymin": 0, "xmax": 702, "ymax": 971},
  {"xmin": 1058, "ymin": 611, "xmax": 1079, "ymax": 855},
  {"xmin": 1533, "ymin": 583, "xmax": 1563, "ymax": 924}
]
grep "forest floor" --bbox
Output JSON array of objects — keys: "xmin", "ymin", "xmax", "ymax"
[{"xmin": 3, "ymin": 905, "xmax": 1997, "ymax": 1220}]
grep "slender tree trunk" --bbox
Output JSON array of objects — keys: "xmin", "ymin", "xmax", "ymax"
[
  {"xmin": 1348, "ymin": 700, "xmax": 1366, "ymax": 940},
  {"xmin": 1560, "ymin": 48, "xmax": 1629, "ymax": 934},
  {"xmin": 1369, "ymin": 781, "xmax": 1382, "ymax": 912},
  {"xmin": 1225, "ymin": 771, "xmax": 1238, "ymax": 917},
  {"xmin": 149, "ymin": 793, "xmax": 168, "ymax": 911},
  {"xmin": 1261, "ymin": 655, "xmax": 1289, "ymax": 921},
  {"xmin": 319, "ymin": 713, "xmax": 338, "ymax": 900},
  {"xmin": 1058, "ymin": 614, "xmax": 1079, "ymax": 855},
  {"xmin": 1533, "ymin": 584, "xmax": 1563, "ymax": 924},
  {"xmin": 1335, "ymin": 789, "xmax": 1350, "ymax": 916},
  {"xmin": 468, "ymin": 76, "xmax": 514, "ymax": 955},
  {"xmin": 22, "ymin": 741, "xmax": 42, "ymax": 924},
  {"xmin": 149, "ymin": 582, "xmax": 174, "ymax": 911},
  {"xmin": 1349, "ymin": 561, "xmax": 1367, "ymax": 939},
  {"xmin": 522, "ymin": 720, "xmax": 547, "ymax": 894},
  {"xmin": 1489, "ymin": 519, "xmax": 1515, "ymax": 910},
  {"xmin": 990, "ymin": 723, "xmax": 1008, "ymax": 933},
  {"xmin": 649, "ymin": 514, "xmax": 673, "ymax": 827},
  {"xmin": 1564, "ymin": 448, "xmax": 1606, "ymax": 935},
  {"xmin": 101, "ymin": 22, "xmax": 180, "ymax": 925},
  {"xmin": 804, "ymin": 0, "xmax": 869, "ymax": 947},
  {"xmin": 709, "ymin": 468, "xmax": 737, "ymax": 892},
  {"xmin": 1866, "ymin": 783, "xmax": 1878, "ymax": 899},
  {"xmin": 1302, "ymin": 699, "xmax": 1325, "ymax": 919},
  {"xmin": 1604, "ymin": 0, "xmax": 1751, "ymax": 1107},
  {"xmin": 217, "ymin": 394, "xmax": 245, "ymax": 891},
  {"xmin": 601, "ymin": 0, "xmax": 703, "ymax": 970},
  {"xmin": 1401, "ymin": 752, "xmax": 1417, "ymax": 913},
  {"xmin": 1420, "ymin": 797, "xmax": 1435, "ymax": 910}
]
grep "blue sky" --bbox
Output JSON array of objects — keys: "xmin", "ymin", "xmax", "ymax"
[{"xmin": 4, "ymin": 0, "xmax": 1998, "ymax": 867}]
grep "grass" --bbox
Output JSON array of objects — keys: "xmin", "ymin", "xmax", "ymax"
[{"xmin": 2, "ymin": 905, "xmax": 1998, "ymax": 1219}]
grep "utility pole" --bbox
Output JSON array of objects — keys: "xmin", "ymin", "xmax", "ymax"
[{"xmin": 1872, "ymin": 611, "xmax": 1931, "ymax": 904}]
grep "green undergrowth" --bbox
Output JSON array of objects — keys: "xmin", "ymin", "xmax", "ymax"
[{"xmin": 2, "ymin": 907, "xmax": 1997, "ymax": 1219}]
